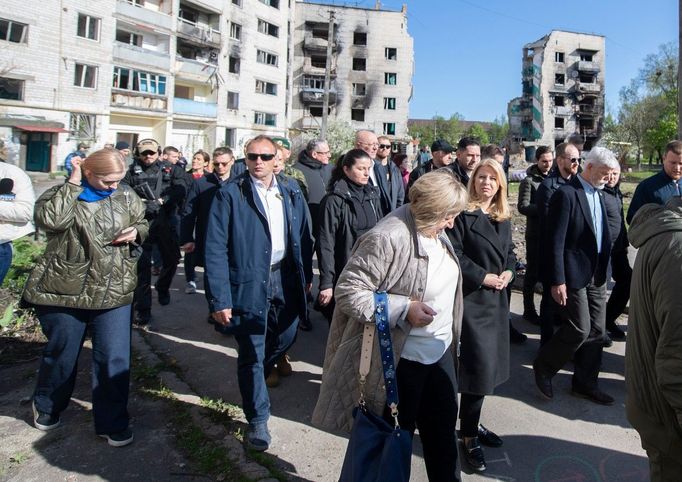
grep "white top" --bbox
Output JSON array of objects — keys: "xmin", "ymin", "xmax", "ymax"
[
  {"xmin": 250, "ymin": 174, "xmax": 286, "ymax": 265},
  {"xmin": 0, "ymin": 162, "xmax": 35, "ymax": 244},
  {"xmin": 368, "ymin": 159, "xmax": 378, "ymax": 187},
  {"xmin": 400, "ymin": 233, "xmax": 458, "ymax": 364}
]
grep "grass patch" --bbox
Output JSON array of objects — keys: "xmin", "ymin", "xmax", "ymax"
[
  {"xmin": 622, "ymin": 168, "xmax": 658, "ymax": 183},
  {"xmin": 247, "ymin": 451, "xmax": 289, "ymax": 482}
]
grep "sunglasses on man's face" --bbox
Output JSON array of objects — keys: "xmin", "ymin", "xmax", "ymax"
[
  {"xmin": 378, "ymin": 144, "xmax": 391, "ymax": 149},
  {"xmin": 213, "ymin": 162, "xmax": 230, "ymax": 166},
  {"xmin": 141, "ymin": 150, "xmax": 156, "ymax": 156},
  {"xmin": 246, "ymin": 153, "xmax": 275, "ymax": 161}
]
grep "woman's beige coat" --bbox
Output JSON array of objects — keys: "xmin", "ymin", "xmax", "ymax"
[{"xmin": 312, "ymin": 204, "xmax": 463, "ymax": 432}]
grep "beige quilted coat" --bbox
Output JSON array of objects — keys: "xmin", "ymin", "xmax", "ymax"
[{"xmin": 312, "ymin": 204, "xmax": 463, "ymax": 433}]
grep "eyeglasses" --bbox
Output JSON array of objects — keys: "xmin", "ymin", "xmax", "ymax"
[
  {"xmin": 246, "ymin": 153, "xmax": 275, "ymax": 161},
  {"xmin": 213, "ymin": 162, "xmax": 230, "ymax": 166},
  {"xmin": 378, "ymin": 144, "xmax": 391, "ymax": 149},
  {"xmin": 141, "ymin": 150, "xmax": 156, "ymax": 156},
  {"xmin": 569, "ymin": 157, "xmax": 581, "ymax": 164}
]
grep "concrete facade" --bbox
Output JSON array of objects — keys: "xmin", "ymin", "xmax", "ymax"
[
  {"xmin": 0, "ymin": 0, "xmax": 291, "ymax": 171},
  {"xmin": 290, "ymin": 1, "xmax": 413, "ymax": 141},
  {"xmin": 508, "ymin": 30, "xmax": 605, "ymax": 153}
]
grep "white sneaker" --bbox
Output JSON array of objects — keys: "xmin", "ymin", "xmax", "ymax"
[{"xmin": 185, "ymin": 281, "xmax": 197, "ymax": 294}]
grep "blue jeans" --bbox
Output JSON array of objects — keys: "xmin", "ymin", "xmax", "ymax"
[
  {"xmin": 234, "ymin": 265, "xmax": 300, "ymax": 424},
  {"xmin": 33, "ymin": 304, "xmax": 132, "ymax": 434},
  {"xmin": 0, "ymin": 241, "xmax": 12, "ymax": 285}
]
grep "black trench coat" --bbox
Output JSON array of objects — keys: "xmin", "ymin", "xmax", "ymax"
[{"xmin": 447, "ymin": 209, "xmax": 516, "ymax": 395}]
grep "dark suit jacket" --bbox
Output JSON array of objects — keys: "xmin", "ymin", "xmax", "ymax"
[
  {"xmin": 547, "ymin": 176, "xmax": 612, "ymax": 289},
  {"xmin": 372, "ymin": 161, "xmax": 404, "ymax": 214}
]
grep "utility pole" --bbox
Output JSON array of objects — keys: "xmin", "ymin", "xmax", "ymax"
[
  {"xmin": 678, "ymin": 0, "xmax": 682, "ymax": 139},
  {"xmin": 320, "ymin": 10, "xmax": 335, "ymax": 139}
]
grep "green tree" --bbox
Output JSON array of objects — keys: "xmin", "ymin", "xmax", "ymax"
[
  {"xmin": 487, "ymin": 116, "xmax": 509, "ymax": 146},
  {"xmin": 295, "ymin": 120, "xmax": 355, "ymax": 161},
  {"xmin": 408, "ymin": 113, "xmax": 464, "ymax": 147},
  {"xmin": 465, "ymin": 123, "xmax": 490, "ymax": 145}
]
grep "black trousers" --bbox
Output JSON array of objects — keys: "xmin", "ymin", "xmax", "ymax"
[
  {"xmin": 134, "ymin": 217, "xmax": 181, "ymax": 314},
  {"xmin": 605, "ymin": 249, "xmax": 632, "ymax": 327},
  {"xmin": 536, "ymin": 282, "xmax": 607, "ymax": 390},
  {"xmin": 384, "ymin": 350, "xmax": 460, "ymax": 482},
  {"xmin": 539, "ymin": 282, "xmax": 559, "ymax": 346},
  {"xmin": 459, "ymin": 393, "xmax": 485, "ymax": 438},
  {"xmin": 522, "ymin": 234, "xmax": 540, "ymax": 315}
]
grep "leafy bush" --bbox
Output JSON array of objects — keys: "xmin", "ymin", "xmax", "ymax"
[{"xmin": 2, "ymin": 236, "xmax": 45, "ymax": 293}]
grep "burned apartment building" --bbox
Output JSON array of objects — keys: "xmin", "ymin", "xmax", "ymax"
[
  {"xmin": 0, "ymin": 0, "xmax": 291, "ymax": 171},
  {"xmin": 508, "ymin": 30, "xmax": 605, "ymax": 156},
  {"xmin": 291, "ymin": 1, "xmax": 413, "ymax": 141}
]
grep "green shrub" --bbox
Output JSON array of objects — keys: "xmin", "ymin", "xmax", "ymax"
[{"xmin": 2, "ymin": 236, "xmax": 45, "ymax": 293}]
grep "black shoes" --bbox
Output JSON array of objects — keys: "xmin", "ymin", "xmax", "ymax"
[
  {"xmin": 157, "ymin": 290, "xmax": 170, "ymax": 306},
  {"xmin": 606, "ymin": 322, "xmax": 626, "ymax": 340},
  {"xmin": 477, "ymin": 424, "xmax": 503, "ymax": 447},
  {"xmin": 571, "ymin": 386, "xmax": 614, "ymax": 406},
  {"xmin": 133, "ymin": 311, "xmax": 152, "ymax": 326},
  {"xmin": 32, "ymin": 401, "xmax": 60, "ymax": 431},
  {"xmin": 463, "ymin": 437, "xmax": 486, "ymax": 472},
  {"xmin": 533, "ymin": 360, "xmax": 554, "ymax": 399},
  {"xmin": 99, "ymin": 428, "xmax": 134, "ymax": 447},
  {"xmin": 522, "ymin": 311, "xmax": 541, "ymax": 325},
  {"xmin": 510, "ymin": 324, "xmax": 527, "ymax": 344},
  {"xmin": 299, "ymin": 318, "xmax": 312, "ymax": 331}
]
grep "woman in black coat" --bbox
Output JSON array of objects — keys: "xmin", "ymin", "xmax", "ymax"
[
  {"xmin": 447, "ymin": 158, "xmax": 515, "ymax": 472},
  {"xmin": 316, "ymin": 149, "xmax": 382, "ymax": 321}
]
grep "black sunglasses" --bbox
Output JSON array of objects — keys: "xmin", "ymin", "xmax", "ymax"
[
  {"xmin": 378, "ymin": 144, "xmax": 391, "ymax": 149},
  {"xmin": 141, "ymin": 150, "xmax": 156, "ymax": 156},
  {"xmin": 246, "ymin": 153, "xmax": 275, "ymax": 161},
  {"xmin": 213, "ymin": 161, "xmax": 230, "ymax": 166},
  {"xmin": 569, "ymin": 157, "xmax": 581, "ymax": 164}
]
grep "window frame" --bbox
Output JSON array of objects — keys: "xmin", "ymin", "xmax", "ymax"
[
  {"xmin": 383, "ymin": 97, "xmax": 396, "ymax": 110},
  {"xmin": 351, "ymin": 108, "xmax": 365, "ymax": 122},
  {"xmin": 256, "ymin": 49, "xmax": 278, "ymax": 67},
  {"xmin": 227, "ymin": 91, "xmax": 239, "ymax": 109},
  {"xmin": 554, "ymin": 52, "xmax": 564, "ymax": 63},
  {"xmin": 0, "ymin": 77, "xmax": 24, "ymax": 100},
  {"xmin": 255, "ymin": 79, "xmax": 278, "ymax": 96},
  {"xmin": 229, "ymin": 22, "xmax": 242, "ymax": 41},
  {"xmin": 384, "ymin": 72, "xmax": 397, "ymax": 85},
  {"xmin": 74, "ymin": 63, "xmax": 98, "ymax": 89},
  {"xmin": 258, "ymin": 0, "xmax": 280, "ymax": 8},
  {"xmin": 352, "ymin": 83, "xmax": 366, "ymax": 96},
  {"xmin": 254, "ymin": 111, "xmax": 277, "ymax": 126},
  {"xmin": 112, "ymin": 66, "xmax": 167, "ymax": 95},
  {"xmin": 77, "ymin": 13, "xmax": 101, "ymax": 41},
  {"xmin": 353, "ymin": 31, "xmax": 367, "ymax": 45},
  {"xmin": 352, "ymin": 57, "xmax": 366, "ymax": 71},
  {"xmin": 0, "ymin": 18, "xmax": 28, "ymax": 44},
  {"xmin": 257, "ymin": 19, "xmax": 279, "ymax": 38},
  {"xmin": 228, "ymin": 56, "xmax": 240, "ymax": 74},
  {"xmin": 385, "ymin": 47, "xmax": 397, "ymax": 61},
  {"xmin": 383, "ymin": 122, "xmax": 396, "ymax": 136}
]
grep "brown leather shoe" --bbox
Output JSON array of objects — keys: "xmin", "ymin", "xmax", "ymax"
[
  {"xmin": 277, "ymin": 354, "xmax": 292, "ymax": 377},
  {"xmin": 265, "ymin": 369, "xmax": 279, "ymax": 388}
]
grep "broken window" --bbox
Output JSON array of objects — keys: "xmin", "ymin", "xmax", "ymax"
[
  {"xmin": 385, "ymin": 72, "xmax": 397, "ymax": 85},
  {"xmin": 554, "ymin": 73, "xmax": 565, "ymax": 85},
  {"xmin": 116, "ymin": 29, "xmax": 142, "ymax": 46},
  {"xmin": 225, "ymin": 128, "xmax": 236, "ymax": 149},
  {"xmin": 303, "ymin": 75, "xmax": 325, "ymax": 89},
  {"xmin": 309, "ymin": 106, "xmax": 323, "ymax": 117},
  {"xmin": 352, "ymin": 58, "xmax": 366, "ymax": 71},
  {"xmin": 0, "ymin": 77, "xmax": 23, "ymax": 100},
  {"xmin": 229, "ymin": 22, "xmax": 241, "ymax": 40},
  {"xmin": 352, "ymin": 83, "xmax": 366, "ymax": 96},
  {"xmin": 112, "ymin": 66, "xmax": 166, "ymax": 95},
  {"xmin": 255, "ymin": 79, "xmax": 277, "ymax": 95},
  {"xmin": 384, "ymin": 97, "xmax": 396, "ymax": 110},
  {"xmin": 311, "ymin": 55, "xmax": 327, "ymax": 69},
  {"xmin": 555, "ymin": 52, "xmax": 564, "ymax": 63},
  {"xmin": 353, "ymin": 32, "xmax": 367, "ymax": 45},
  {"xmin": 554, "ymin": 95, "xmax": 565, "ymax": 106},
  {"xmin": 254, "ymin": 111, "xmax": 276, "ymax": 126},
  {"xmin": 351, "ymin": 109, "xmax": 365, "ymax": 122},
  {"xmin": 257, "ymin": 19, "xmax": 279, "ymax": 37},
  {"xmin": 383, "ymin": 123, "xmax": 396, "ymax": 136},
  {"xmin": 311, "ymin": 26, "xmax": 328, "ymax": 40},
  {"xmin": 579, "ymin": 73, "xmax": 595, "ymax": 83},
  {"xmin": 232, "ymin": 0, "xmax": 242, "ymax": 6},
  {"xmin": 580, "ymin": 52, "xmax": 594, "ymax": 62},
  {"xmin": 229, "ymin": 56, "xmax": 240, "ymax": 74},
  {"xmin": 178, "ymin": 6, "xmax": 199, "ymax": 25},
  {"xmin": 554, "ymin": 117, "xmax": 564, "ymax": 129},
  {"xmin": 69, "ymin": 113, "xmax": 96, "ymax": 140},
  {"xmin": 257, "ymin": 49, "xmax": 278, "ymax": 66},
  {"xmin": 227, "ymin": 91, "xmax": 239, "ymax": 109},
  {"xmin": 259, "ymin": 0, "xmax": 279, "ymax": 8},
  {"xmin": 123, "ymin": 0, "xmax": 144, "ymax": 5},
  {"xmin": 74, "ymin": 63, "xmax": 97, "ymax": 88},
  {"xmin": 0, "ymin": 18, "xmax": 28, "ymax": 43},
  {"xmin": 174, "ymin": 84, "xmax": 192, "ymax": 99},
  {"xmin": 385, "ymin": 48, "xmax": 397, "ymax": 60},
  {"xmin": 580, "ymin": 118, "xmax": 595, "ymax": 130},
  {"xmin": 77, "ymin": 14, "xmax": 100, "ymax": 41}
]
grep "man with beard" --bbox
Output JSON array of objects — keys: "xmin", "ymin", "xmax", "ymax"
[
  {"xmin": 374, "ymin": 135, "xmax": 405, "ymax": 212},
  {"xmin": 406, "ymin": 139, "xmax": 454, "ymax": 196}
]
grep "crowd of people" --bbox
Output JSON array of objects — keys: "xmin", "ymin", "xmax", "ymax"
[{"xmin": 2, "ymin": 130, "xmax": 681, "ymax": 481}]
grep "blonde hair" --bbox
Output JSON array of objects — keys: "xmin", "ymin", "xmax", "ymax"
[
  {"xmin": 82, "ymin": 148, "xmax": 126, "ymax": 177},
  {"xmin": 409, "ymin": 170, "xmax": 468, "ymax": 234},
  {"xmin": 466, "ymin": 158, "xmax": 510, "ymax": 221}
]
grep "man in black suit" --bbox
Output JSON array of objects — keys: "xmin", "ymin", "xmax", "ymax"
[{"xmin": 533, "ymin": 147, "xmax": 619, "ymax": 405}]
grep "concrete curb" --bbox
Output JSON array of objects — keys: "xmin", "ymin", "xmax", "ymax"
[{"xmin": 131, "ymin": 329, "xmax": 274, "ymax": 481}]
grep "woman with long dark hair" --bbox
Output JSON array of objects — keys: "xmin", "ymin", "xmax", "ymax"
[{"xmin": 316, "ymin": 148, "xmax": 382, "ymax": 320}]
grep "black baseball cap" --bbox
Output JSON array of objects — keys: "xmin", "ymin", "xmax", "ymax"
[{"xmin": 431, "ymin": 139, "xmax": 454, "ymax": 154}]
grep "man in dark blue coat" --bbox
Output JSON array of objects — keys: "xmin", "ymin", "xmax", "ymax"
[
  {"xmin": 204, "ymin": 135, "xmax": 313, "ymax": 452},
  {"xmin": 533, "ymin": 147, "xmax": 619, "ymax": 405},
  {"xmin": 626, "ymin": 140, "xmax": 682, "ymax": 223}
]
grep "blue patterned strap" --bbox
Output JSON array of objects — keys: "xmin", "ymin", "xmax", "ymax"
[{"xmin": 373, "ymin": 291, "xmax": 400, "ymax": 425}]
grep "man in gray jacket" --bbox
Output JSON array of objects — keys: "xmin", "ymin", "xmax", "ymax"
[{"xmin": 626, "ymin": 197, "xmax": 682, "ymax": 481}]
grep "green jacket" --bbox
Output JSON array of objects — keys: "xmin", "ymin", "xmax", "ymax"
[
  {"xmin": 626, "ymin": 197, "xmax": 682, "ymax": 454},
  {"xmin": 517, "ymin": 163, "xmax": 548, "ymax": 242},
  {"xmin": 22, "ymin": 183, "xmax": 148, "ymax": 310}
]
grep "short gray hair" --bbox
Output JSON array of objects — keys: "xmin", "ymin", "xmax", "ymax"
[
  {"xmin": 306, "ymin": 139, "xmax": 327, "ymax": 153},
  {"xmin": 584, "ymin": 146, "xmax": 619, "ymax": 170},
  {"xmin": 409, "ymin": 169, "xmax": 468, "ymax": 234}
]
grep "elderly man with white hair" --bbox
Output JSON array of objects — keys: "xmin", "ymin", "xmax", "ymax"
[{"xmin": 533, "ymin": 146, "xmax": 619, "ymax": 405}]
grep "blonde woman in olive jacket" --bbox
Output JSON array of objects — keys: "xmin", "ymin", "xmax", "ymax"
[
  {"xmin": 24, "ymin": 149, "xmax": 148, "ymax": 447},
  {"xmin": 313, "ymin": 170, "xmax": 467, "ymax": 481}
]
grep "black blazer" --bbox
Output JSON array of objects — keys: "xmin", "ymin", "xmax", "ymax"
[{"xmin": 547, "ymin": 176, "xmax": 612, "ymax": 289}]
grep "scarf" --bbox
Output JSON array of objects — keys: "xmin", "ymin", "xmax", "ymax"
[{"xmin": 78, "ymin": 178, "xmax": 116, "ymax": 202}]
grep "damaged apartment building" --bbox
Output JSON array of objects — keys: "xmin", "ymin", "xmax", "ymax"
[
  {"xmin": 291, "ymin": 1, "xmax": 413, "ymax": 141},
  {"xmin": 508, "ymin": 30, "xmax": 605, "ymax": 156},
  {"xmin": 0, "ymin": 0, "xmax": 291, "ymax": 171}
]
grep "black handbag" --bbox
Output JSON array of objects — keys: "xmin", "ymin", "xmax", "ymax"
[{"xmin": 339, "ymin": 292, "xmax": 412, "ymax": 482}]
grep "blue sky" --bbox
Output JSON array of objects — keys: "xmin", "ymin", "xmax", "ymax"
[{"xmin": 345, "ymin": 0, "xmax": 677, "ymax": 121}]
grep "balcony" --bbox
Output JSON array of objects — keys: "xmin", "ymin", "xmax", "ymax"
[
  {"xmin": 177, "ymin": 19, "xmax": 221, "ymax": 47},
  {"xmin": 554, "ymin": 105, "xmax": 572, "ymax": 116},
  {"xmin": 176, "ymin": 58, "xmax": 218, "ymax": 81},
  {"xmin": 113, "ymin": 43, "xmax": 170, "ymax": 71},
  {"xmin": 115, "ymin": 1, "xmax": 172, "ymax": 31},
  {"xmin": 577, "ymin": 104, "xmax": 601, "ymax": 115},
  {"xmin": 299, "ymin": 88, "xmax": 337, "ymax": 105},
  {"xmin": 300, "ymin": 116, "xmax": 321, "ymax": 129},
  {"xmin": 577, "ymin": 83, "xmax": 601, "ymax": 93},
  {"xmin": 577, "ymin": 61, "xmax": 600, "ymax": 73},
  {"xmin": 173, "ymin": 97, "xmax": 217, "ymax": 117},
  {"xmin": 303, "ymin": 33, "xmax": 337, "ymax": 54},
  {"xmin": 188, "ymin": 0, "xmax": 223, "ymax": 13},
  {"xmin": 111, "ymin": 90, "xmax": 167, "ymax": 112},
  {"xmin": 303, "ymin": 64, "xmax": 336, "ymax": 76}
]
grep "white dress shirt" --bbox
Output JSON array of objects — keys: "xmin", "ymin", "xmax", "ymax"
[
  {"xmin": 368, "ymin": 159, "xmax": 378, "ymax": 187},
  {"xmin": 250, "ymin": 174, "xmax": 286, "ymax": 265}
]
